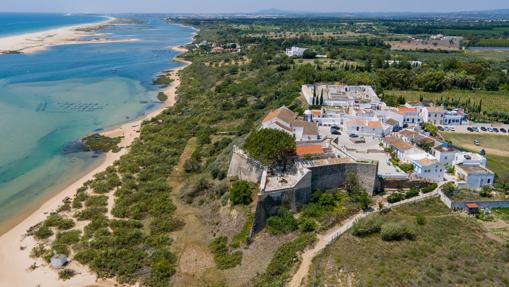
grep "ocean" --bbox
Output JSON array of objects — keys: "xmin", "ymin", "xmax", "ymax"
[{"xmin": 0, "ymin": 14, "xmax": 195, "ymax": 230}]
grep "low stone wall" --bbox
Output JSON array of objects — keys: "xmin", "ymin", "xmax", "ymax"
[
  {"xmin": 381, "ymin": 178, "xmax": 430, "ymax": 190},
  {"xmin": 438, "ymin": 190, "xmax": 509, "ymax": 209},
  {"xmin": 308, "ymin": 162, "xmax": 379, "ymax": 195}
]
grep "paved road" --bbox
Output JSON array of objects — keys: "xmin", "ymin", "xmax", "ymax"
[{"xmin": 287, "ymin": 190, "xmax": 440, "ymax": 287}]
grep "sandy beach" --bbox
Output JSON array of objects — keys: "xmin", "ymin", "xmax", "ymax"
[
  {"xmin": 0, "ymin": 16, "xmax": 138, "ymax": 54},
  {"xmin": 0, "ymin": 46, "xmax": 190, "ymax": 287}
]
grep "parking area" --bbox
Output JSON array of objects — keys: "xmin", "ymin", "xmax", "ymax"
[{"xmin": 439, "ymin": 124, "xmax": 509, "ymax": 134}]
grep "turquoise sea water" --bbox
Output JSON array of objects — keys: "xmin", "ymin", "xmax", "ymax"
[
  {"xmin": 0, "ymin": 13, "xmax": 106, "ymax": 37},
  {"xmin": 0, "ymin": 14, "xmax": 195, "ymax": 227}
]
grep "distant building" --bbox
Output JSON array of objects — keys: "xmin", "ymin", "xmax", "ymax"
[
  {"xmin": 286, "ymin": 46, "xmax": 307, "ymax": 57},
  {"xmin": 262, "ymin": 106, "xmax": 319, "ymax": 142},
  {"xmin": 344, "ymin": 118, "xmax": 392, "ymax": 137},
  {"xmin": 302, "ymin": 84, "xmax": 381, "ymax": 108},
  {"xmin": 396, "ymin": 106, "xmax": 422, "ymax": 125},
  {"xmin": 455, "ymin": 164, "xmax": 495, "ymax": 190},
  {"xmin": 454, "ymin": 152, "xmax": 487, "ymax": 167},
  {"xmin": 211, "ymin": 47, "xmax": 224, "ymax": 53}
]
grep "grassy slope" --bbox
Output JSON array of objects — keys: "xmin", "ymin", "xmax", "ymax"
[
  {"xmin": 440, "ymin": 132, "xmax": 509, "ymax": 179},
  {"xmin": 385, "ymin": 90, "xmax": 509, "ymax": 115},
  {"xmin": 308, "ymin": 199, "xmax": 509, "ymax": 286}
]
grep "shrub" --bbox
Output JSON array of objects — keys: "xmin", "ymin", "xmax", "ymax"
[
  {"xmin": 59, "ymin": 269, "xmax": 76, "ymax": 280},
  {"xmin": 209, "ymin": 236, "xmax": 242, "ymax": 269},
  {"xmin": 405, "ymin": 188, "xmax": 420, "ymax": 199},
  {"xmin": 299, "ymin": 218, "xmax": 318, "ymax": 233},
  {"xmin": 352, "ymin": 215, "xmax": 383, "ymax": 237},
  {"xmin": 416, "ymin": 214, "xmax": 426, "ymax": 225},
  {"xmin": 229, "ymin": 180, "xmax": 253, "ymax": 205},
  {"xmin": 380, "ymin": 222, "xmax": 416, "ymax": 241},
  {"xmin": 34, "ymin": 225, "xmax": 53, "ymax": 240},
  {"xmin": 387, "ymin": 192, "xmax": 405, "ymax": 203},
  {"xmin": 421, "ymin": 183, "xmax": 438, "ymax": 193},
  {"xmin": 442, "ymin": 182, "xmax": 457, "ymax": 197},
  {"xmin": 266, "ymin": 209, "xmax": 299, "ymax": 235}
]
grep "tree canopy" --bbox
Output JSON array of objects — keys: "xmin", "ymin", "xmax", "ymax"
[{"xmin": 243, "ymin": 128, "xmax": 296, "ymax": 167}]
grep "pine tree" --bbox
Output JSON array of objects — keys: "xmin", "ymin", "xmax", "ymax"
[{"xmin": 320, "ymin": 89, "xmax": 324, "ymax": 105}]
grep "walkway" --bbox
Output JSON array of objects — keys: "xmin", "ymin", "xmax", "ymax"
[{"xmin": 287, "ymin": 189, "xmax": 440, "ymax": 287}]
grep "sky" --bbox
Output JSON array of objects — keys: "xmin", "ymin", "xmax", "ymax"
[{"xmin": 0, "ymin": 0, "xmax": 508, "ymax": 14}]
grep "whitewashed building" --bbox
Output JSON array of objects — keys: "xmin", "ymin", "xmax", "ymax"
[
  {"xmin": 302, "ymin": 85, "xmax": 381, "ymax": 108},
  {"xmin": 344, "ymin": 118, "xmax": 392, "ymax": 137},
  {"xmin": 413, "ymin": 158, "xmax": 444, "ymax": 182},
  {"xmin": 444, "ymin": 109, "xmax": 467, "ymax": 125},
  {"xmin": 432, "ymin": 145, "xmax": 457, "ymax": 165},
  {"xmin": 422, "ymin": 106, "xmax": 446, "ymax": 125},
  {"xmin": 262, "ymin": 106, "xmax": 319, "ymax": 142},
  {"xmin": 455, "ymin": 164, "xmax": 495, "ymax": 190},
  {"xmin": 286, "ymin": 46, "xmax": 307, "ymax": 57}
]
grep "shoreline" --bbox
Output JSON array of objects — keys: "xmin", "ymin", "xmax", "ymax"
[
  {"xmin": 0, "ymin": 16, "xmax": 124, "ymax": 54},
  {"xmin": 0, "ymin": 44, "xmax": 192, "ymax": 286}
]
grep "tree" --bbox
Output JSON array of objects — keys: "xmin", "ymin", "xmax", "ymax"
[
  {"xmin": 302, "ymin": 49, "xmax": 317, "ymax": 59},
  {"xmin": 229, "ymin": 181, "xmax": 253, "ymax": 205},
  {"xmin": 243, "ymin": 129, "xmax": 296, "ymax": 168},
  {"xmin": 319, "ymin": 89, "xmax": 324, "ymax": 105}
]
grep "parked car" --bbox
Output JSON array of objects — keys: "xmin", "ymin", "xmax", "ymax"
[
  {"xmin": 501, "ymin": 128, "xmax": 507, "ymax": 133},
  {"xmin": 349, "ymin": 134, "xmax": 359, "ymax": 138},
  {"xmin": 467, "ymin": 127, "xmax": 474, "ymax": 132},
  {"xmin": 331, "ymin": 129, "xmax": 341, "ymax": 135},
  {"xmin": 481, "ymin": 127, "xmax": 487, "ymax": 132},
  {"xmin": 438, "ymin": 126, "xmax": 444, "ymax": 131},
  {"xmin": 493, "ymin": 128, "xmax": 499, "ymax": 133},
  {"xmin": 474, "ymin": 140, "xmax": 480, "ymax": 146}
]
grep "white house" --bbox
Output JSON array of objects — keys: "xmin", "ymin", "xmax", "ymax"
[
  {"xmin": 454, "ymin": 152, "xmax": 487, "ymax": 167},
  {"xmin": 286, "ymin": 46, "xmax": 307, "ymax": 57},
  {"xmin": 383, "ymin": 136, "xmax": 427, "ymax": 162},
  {"xmin": 262, "ymin": 106, "xmax": 319, "ymax": 142},
  {"xmin": 444, "ymin": 109, "xmax": 467, "ymax": 125},
  {"xmin": 455, "ymin": 164, "xmax": 495, "ymax": 190},
  {"xmin": 432, "ymin": 145, "xmax": 457, "ymax": 165},
  {"xmin": 412, "ymin": 158, "xmax": 444, "ymax": 182},
  {"xmin": 397, "ymin": 106, "xmax": 422, "ymax": 126},
  {"xmin": 422, "ymin": 106, "xmax": 446, "ymax": 125},
  {"xmin": 344, "ymin": 119, "xmax": 392, "ymax": 137}
]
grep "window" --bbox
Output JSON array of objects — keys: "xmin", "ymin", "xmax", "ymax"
[{"xmin": 488, "ymin": 178, "xmax": 491, "ymax": 184}]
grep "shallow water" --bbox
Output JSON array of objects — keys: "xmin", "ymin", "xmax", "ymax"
[{"xmin": 0, "ymin": 14, "xmax": 195, "ymax": 225}]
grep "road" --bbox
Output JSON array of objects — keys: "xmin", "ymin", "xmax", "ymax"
[{"xmin": 287, "ymin": 189, "xmax": 440, "ymax": 287}]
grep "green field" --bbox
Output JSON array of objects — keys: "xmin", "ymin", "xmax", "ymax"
[
  {"xmin": 385, "ymin": 90, "xmax": 509, "ymax": 115},
  {"xmin": 308, "ymin": 199, "xmax": 509, "ymax": 286},
  {"xmin": 466, "ymin": 48, "xmax": 509, "ymax": 61},
  {"xmin": 440, "ymin": 132, "xmax": 509, "ymax": 180},
  {"xmin": 477, "ymin": 38, "xmax": 509, "ymax": 47}
]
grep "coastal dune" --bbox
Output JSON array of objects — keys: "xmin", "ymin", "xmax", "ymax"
[
  {"xmin": 0, "ymin": 47, "xmax": 190, "ymax": 287},
  {"xmin": 0, "ymin": 17, "xmax": 138, "ymax": 54}
]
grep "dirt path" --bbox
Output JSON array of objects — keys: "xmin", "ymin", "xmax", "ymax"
[
  {"xmin": 167, "ymin": 138, "xmax": 218, "ymax": 286},
  {"xmin": 288, "ymin": 190, "xmax": 440, "ymax": 287}
]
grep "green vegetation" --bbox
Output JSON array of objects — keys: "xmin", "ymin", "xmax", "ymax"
[
  {"xmin": 243, "ymin": 128, "xmax": 296, "ymax": 167},
  {"xmin": 266, "ymin": 209, "xmax": 299, "ymax": 235},
  {"xmin": 309, "ymin": 199, "xmax": 509, "ymax": 286},
  {"xmin": 156, "ymin": 92, "xmax": 168, "ymax": 102},
  {"xmin": 209, "ymin": 236, "xmax": 243, "ymax": 270},
  {"xmin": 58, "ymin": 269, "xmax": 76, "ymax": 280},
  {"xmin": 153, "ymin": 74, "xmax": 173, "ymax": 86},
  {"xmin": 81, "ymin": 134, "xmax": 121, "ymax": 153},
  {"xmin": 228, "ymin": 180, "xmax": 253, "ymax": 205},
  {"xmin": 252, "ymin": 233, "xmax": 316, "ymax": 287},
  {"xmin": 352, "ymin": 214, "xmax": 383, "ymax": 237}
]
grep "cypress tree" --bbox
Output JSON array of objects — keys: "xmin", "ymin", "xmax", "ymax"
[{"xmin": 320, "ymin": 89, "xmax": 324, "ymax": 105}]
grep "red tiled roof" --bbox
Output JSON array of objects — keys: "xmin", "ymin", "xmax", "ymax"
[
  {"xmin": 397, "ymin": 106, "xmax": 418, "ymax": 115},
  {"xmin": 296, "ymin": 145, "xmax": 324, "ymax": 156},
  {"xmin": 466, "ymin": 203, "xmax": 479, "ymax": 209},
  {"xmin": 368, "ymin": 121, "xmax": 382, "ymax": 128}
]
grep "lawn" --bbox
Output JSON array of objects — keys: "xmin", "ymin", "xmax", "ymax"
[
  {"xmin": 308, "ymin": 199, "xmax": 509, "ymax": 286},
  {"xmin": 440, "ymin": 132, "xmax": 509, "ymax": 180},
  {"xmin": 385, "ymin": 90, "xmax": 509, "ymax": 115}
]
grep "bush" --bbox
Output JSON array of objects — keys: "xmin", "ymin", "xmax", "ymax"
[
  {"xmin": 209, "ymin": 236, "xmax": 242, "ymax": 269},
  {"xmin": 387, "ymin": 192, "xmax": 405, "ymax": 203},
  {"xmin": 266, "ymin": 209, "xmax": 299, "ymax": 235},
  {"xmin": 229, "ymin": 180, "xmax": 253, "ymax": 205},
  {"xmin": 405, "ymin": 188, "xmax": 420, "ymax": 199},
  {"xmin": 442, "ymin": 182, "xmax": 457, "ymax": 197},
  {"xmin": 416, "ymin": 214, "xmax": 426, "ymax": 225},
  {"xmin": 59, "ymin": 269, "xmax": 76, "ymax": 280},
  {"xmin": 299, "ymin": 218, "xmax": 318, "ymax": 233},
  {"xmin": 34, "ymin": 225, "xmax": 54, "ymax": 240},
  {"xmin": 352, "ymin": 215, "xmax": 383, "ymax": 237},
  {"xmin": 421, "ymin": 183, "xmax": 438, "ymax": 193},
  {"xmin": 380, "ymin": 222, "xmax": 416, "ymax": 241}
]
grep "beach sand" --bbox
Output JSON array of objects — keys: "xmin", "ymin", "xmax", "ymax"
[
  {"xmin": 0, "ymin": 47, "xmax": 190, "ymax": 287},
  {"xmin": 0, "ymin": 17, "xmax": 139, "ymax": 54}
]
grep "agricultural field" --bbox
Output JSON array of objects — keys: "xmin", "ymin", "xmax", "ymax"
[
  {"xmin": 308, "ymin": 199, "xmax": 509, "ymax": 286},
  {"xmin": 440, "ymin": 132, "xmax": 509, "ymax": 180},
  {"xmin": 385, "ymin": 90, "xmax": 509, "ymax": 115}
]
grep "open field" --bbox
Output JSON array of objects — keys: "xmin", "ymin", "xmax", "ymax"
[
  {"xmin": 466, "ymin": 48, "xmax": 509, "ymax": 61},
  {"xmin": 385, "ymin": 90, "xmax": 509, "ymax": 115},
  {"xmin": 308, "ymin": 199, "xmax": 509, "ymax": 286},
  {"xmin": 440, "ymin": 132, "xmax": 509, "ymax": 179}
]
